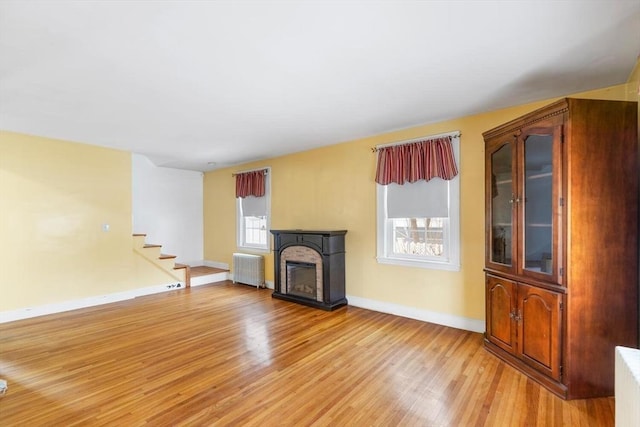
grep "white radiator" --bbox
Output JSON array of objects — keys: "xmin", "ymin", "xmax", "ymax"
[
  {"xmin": 615, "ymin": 346, "xmax": 640, "ymax": 427},
  {"xmin": 232, "ymin": 253, "xmax": 265, "ymax": 288}
]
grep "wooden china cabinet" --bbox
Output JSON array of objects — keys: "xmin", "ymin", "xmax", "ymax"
[{"xmin": 483, "ymin": 98, "xmax": 638, "ymax": 399}]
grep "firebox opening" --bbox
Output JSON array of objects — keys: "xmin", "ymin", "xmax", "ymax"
[{"xmin": 286, "ymin": 261, "xmax": 317, "ymax": 300}]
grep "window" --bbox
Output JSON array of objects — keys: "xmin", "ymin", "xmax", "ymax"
[
  {"xmin": 376, "ymin": 133, "xmax": 460, "ymax": 271},
  {"xmin": 236, "ymin": 168, "xmax": 271, "ymax": 251}
]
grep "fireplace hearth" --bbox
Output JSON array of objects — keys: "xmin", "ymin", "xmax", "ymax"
[{"xmin": 271, "ymin": 230, "xmax": 347, "ymax": 311}]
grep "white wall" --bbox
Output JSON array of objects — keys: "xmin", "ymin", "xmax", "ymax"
[{"xmin": 132, "ymin": 154, "xmax": 204, "ymax": 265}]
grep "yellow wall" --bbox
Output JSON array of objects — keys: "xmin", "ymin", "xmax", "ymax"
[
  {"xmin": 627, "ymin": 57, "xmax": 640, "ymax": 131},
  {"xmin": 627, "ymin": 57, "xmax": 640, "ymax": 99},
  {"xmin": 1, "ymin": 66, "xmax": 636, "ymax": 316},
  {"xmin": 0, "ymin": 131, "xmax": 175, "ymax": 311},
  {"xmin": 204, "ymin": 82, "xmax": 636, "ymax": 322}
]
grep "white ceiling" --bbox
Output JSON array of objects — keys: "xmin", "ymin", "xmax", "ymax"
[{"xmin": 1, "ymin": 1, "xmax": 639, "ymax": 172}]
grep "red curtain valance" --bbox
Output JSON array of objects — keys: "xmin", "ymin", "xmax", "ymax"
[
  {"xmin": 375, "ymin": 136, "xmax": 458, "ymax": 185},
  {"xmin": 235, "ymin": 170, "xmax": 266, "ymax": 198}
]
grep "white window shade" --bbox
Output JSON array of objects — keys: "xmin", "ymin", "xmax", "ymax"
[
  {"xmin": 241, "ymin": 195, "xmax": 267, "ymax": 217},
  {"xmin": 386, "ymin": 178, "xmax": 449, "ymax": 218}
]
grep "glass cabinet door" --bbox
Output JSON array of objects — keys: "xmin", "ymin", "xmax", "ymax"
[
  {"xmin": 522, "ymin": 133, "xmax": 554, "ymax": 276},
  {"xmin": 489, "ymin": 143, "xmax": 514, "ymax": 267}
]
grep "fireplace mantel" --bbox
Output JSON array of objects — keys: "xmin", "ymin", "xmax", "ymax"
[{"xmin": 271, "ymin": 230, "xmax": 347, "ymax": 311}]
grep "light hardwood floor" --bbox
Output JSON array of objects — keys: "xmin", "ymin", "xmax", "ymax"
[{"xmin": 0, "ymin": 281, "xmax": 614, "ymax": 426}]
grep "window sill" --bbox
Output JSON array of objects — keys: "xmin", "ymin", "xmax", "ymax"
[
  {"xmin": 376, "ymin": 256, "xmax": 460, "ymax": 272},
  {"xmin": 237, "ymin": 245, "xmax": 271, "ymax": 254}
]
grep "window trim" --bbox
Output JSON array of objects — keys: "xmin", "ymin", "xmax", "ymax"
[
  {"xmin": 376, "ymin": 136, "xmax": 460, "ymax": 271},
  {"xmin": 236, "ymin": 167, "xmax": 271, "ymax": 253}
]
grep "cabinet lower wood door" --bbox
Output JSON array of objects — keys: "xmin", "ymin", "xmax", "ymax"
[
  {"xmin": 517, "ymin": 283, "xmax": 562, "ymax": 381},
  {"xmin": 485, "ymin": 275, "xmax": 517, "ymax": 354}
]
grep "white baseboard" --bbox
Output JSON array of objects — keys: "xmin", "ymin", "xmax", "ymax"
[
  {"xmin": 0, "ymin": 281, "xmax": 184, "ymax": 323},
  {"xmin": 203, "ymin": 259, "xmax": 230, "ymax": 270},
  {"xmin": 346, "ymin": 295, "xmax": 485, "ymax": 333},
  {"xmin": 191, "ymin": 272, "xmax": 229, "ymax": 287},
  {"xmin": 2, "ymin": 281, "xmax": 483, "ymax": 334},
  {"xmin": 227, "ymin": 275, "xmax": 273, "ymax": 290}
]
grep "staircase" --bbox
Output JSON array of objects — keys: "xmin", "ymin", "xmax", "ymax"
[{"xmin": 133, "ymin": 234, "xmax": 190, "ymax": 287}]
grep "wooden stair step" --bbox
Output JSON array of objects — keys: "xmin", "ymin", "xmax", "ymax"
[
  {"xmin": 133, "ymin": 234, "xmax": 189, "ymax": 287},
  {"xmin": 174, "ymin": 263, "xmax": 191, "ymax": 288}
]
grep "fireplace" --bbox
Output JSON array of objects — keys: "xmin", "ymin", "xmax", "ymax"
[
  {"xmin": 271, "ymin": 230, "xmax": 347, "ymax": 311},
  {"xmin": 286, "ymin": 261, "xmax": 317, "ymax": 300}
]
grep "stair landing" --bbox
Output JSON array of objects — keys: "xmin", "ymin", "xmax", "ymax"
[{"xmin": 190, "ymin": 266, "xmax": 229, "ymax": 287}]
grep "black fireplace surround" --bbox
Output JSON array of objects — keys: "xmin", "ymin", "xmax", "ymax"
[{"xmin": 271, "ymin": 230, "xmax": 347, "ymax": 311}]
